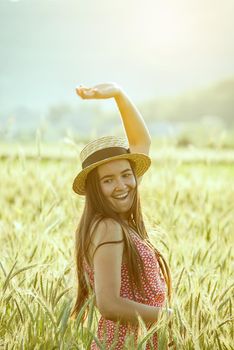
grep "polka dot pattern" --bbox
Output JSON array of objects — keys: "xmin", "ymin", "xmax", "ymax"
[{"xmin": 83, "ymin": 231, "xmax": 167, "ymax": 349}]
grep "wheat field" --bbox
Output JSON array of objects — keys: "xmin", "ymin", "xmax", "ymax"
[{"xmin": 0, "ymin": 143, "xmax": 233, "ymax": 349}]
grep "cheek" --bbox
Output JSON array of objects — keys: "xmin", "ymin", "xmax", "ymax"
[
  {"xmin": 100, "ymin": 183, "xmax": 114, "ymax": 197},
  {"xmin": 128, "ymin": 177, "xmax": 137, "ymax": 188}
]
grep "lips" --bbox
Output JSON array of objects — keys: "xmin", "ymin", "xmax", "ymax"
[{"xmin": 113, "ymin": 192, "xmax": 129, "ymax": 200}]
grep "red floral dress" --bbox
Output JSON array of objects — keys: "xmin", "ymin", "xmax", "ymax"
[{"xmin": 83, "ymin": 230, "xmax": 167, "ymax": 349}]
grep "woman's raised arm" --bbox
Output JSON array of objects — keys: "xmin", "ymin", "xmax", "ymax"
[
  {"xmin": 75, "ymin": 82, "xmax": 151, "ymax": 155},
  {"xmin": 114, "ymin": 87, "xmax": 151, "ymax": 156}
]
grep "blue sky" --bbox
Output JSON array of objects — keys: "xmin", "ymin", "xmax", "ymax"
[{"xmin": 1, "ymin": 0, "xmax": 234, "ymax": 114}]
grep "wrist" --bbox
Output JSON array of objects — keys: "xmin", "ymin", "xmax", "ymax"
[{"xmin": 113, "ymin": 85, "xmax": 124, "ymax": 99}]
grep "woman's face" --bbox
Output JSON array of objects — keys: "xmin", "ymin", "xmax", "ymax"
[{"xmin": 97, "ymin": 159, "xmax": 137, "ymax": 218}]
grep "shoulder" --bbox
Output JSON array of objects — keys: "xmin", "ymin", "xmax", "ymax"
[{"xmin": 90, "ymin": 217, "xmax": 124, "ymax": 248}]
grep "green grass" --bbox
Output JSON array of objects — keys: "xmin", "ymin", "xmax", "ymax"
[{"xmin": 0, "ymin": 144, "xmax": 233, "ymax": 349}]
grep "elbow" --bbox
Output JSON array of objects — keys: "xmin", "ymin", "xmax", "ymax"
[
  {"xmin": 97, "ymin": 298, "xmax": 118, "ymax": 321},
  {"xmin": 98, "ymin": 305, "xmax": 115, "ymax": 321},
  {"xmin": 100, "ymin": 309, "xmax": 115, "ymax": 321}
]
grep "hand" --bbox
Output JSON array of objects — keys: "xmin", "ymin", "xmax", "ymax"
[{"xmin": 76, "ymin": 82, "xmax": 122, "ymax": 100}]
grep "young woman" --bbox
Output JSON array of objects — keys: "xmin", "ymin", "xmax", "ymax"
[{"xmin": 70, "ymin": 83, "xmax": 173, "ymax": 349}]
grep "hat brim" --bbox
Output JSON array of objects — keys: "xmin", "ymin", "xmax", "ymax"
[{"xmin": 72, "ymin": 153, "xmax": 151, "ymax": 195}]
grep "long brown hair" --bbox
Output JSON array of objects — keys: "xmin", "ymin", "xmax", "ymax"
[{"xmin": 70, "ymin": 160, "xmax": 172, "ymax": 320}]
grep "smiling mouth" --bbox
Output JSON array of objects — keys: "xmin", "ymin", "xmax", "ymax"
[{"xmin": 113, "ymin": 192, "xmax": 129, "ymax": 200}]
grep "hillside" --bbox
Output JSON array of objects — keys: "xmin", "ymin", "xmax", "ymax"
[
  {"xmin": 142, "ymin": 78, "xmax": 234, "ymax": 124},
  {"xmin": 0, "ymin": 77, "xmax": 233, "ymax": 141}
]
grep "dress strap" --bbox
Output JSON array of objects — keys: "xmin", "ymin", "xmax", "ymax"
[{"xmin": 92, "ymin": 239, "xmax": 125, "ymax": 259}]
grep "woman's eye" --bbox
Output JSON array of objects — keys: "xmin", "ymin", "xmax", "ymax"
[
  {"xmin": 123, "ymin": 173, "xmax": 132, "ymax": 177},
  {"xmin": 104, "ymin": 179, "xmax": 112, "ymax": 184},
  {"xmin": 103, "ymin": 174, "xmax": 132, "ymax": 183}
]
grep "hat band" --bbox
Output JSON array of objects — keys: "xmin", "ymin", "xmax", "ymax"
[{"xmin": 82, "ymin": 147, "xmax": 130, "ymax": 169}]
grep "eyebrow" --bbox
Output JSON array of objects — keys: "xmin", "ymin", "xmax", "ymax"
[{"xmin": 99, "ymin": 168, "xmax": 132, "ymax": 181}]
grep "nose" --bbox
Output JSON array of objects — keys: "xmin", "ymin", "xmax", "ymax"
[{"xmin": 115, "ymin": 178, "xmax": 127, "ymax": 191}]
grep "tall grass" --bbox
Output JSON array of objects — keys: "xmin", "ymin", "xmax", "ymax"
[{"xmin": 0, "ymin": 145, "xmax": 233, "ymax": 349}]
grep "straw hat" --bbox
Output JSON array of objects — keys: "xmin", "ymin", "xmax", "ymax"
[{"xmin": 72, "ymin": 136, "xmax": 151, "ymax": 195}]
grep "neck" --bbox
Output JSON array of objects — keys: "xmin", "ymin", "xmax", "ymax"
[{"xmin": 119, "ymin": 212, "xmax": 129, "ymax": 221}]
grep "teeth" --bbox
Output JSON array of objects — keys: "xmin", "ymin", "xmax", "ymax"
[{"xmin": 114, "ymin": 193, "xmax": 128, "ymax": 199}]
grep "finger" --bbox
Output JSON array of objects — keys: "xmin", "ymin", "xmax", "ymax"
[
  {"xmin": 83, "ymin": 90, "xmax": 98, "ymax": 99},
  {"xmin": 76, "ymin": 86, "xmax": 99, "ymax": 99},
  {"xmin": 75, "ymin": 87, "xmax": 84, "ymax": 96},
  {"xmin": 84, "ymin": 90, "xmax": 95, "ymax": 96},
  {"xmin": 84, "ymin": 88, "xmax": 99, "ymax": 95},
  {"xmin": 76, "ymin": 87, "xmax": 91, "ymax": 98},
  {"xmin": 76, "ymin": 86, "xmax": 89, "ymax": 92},
  {"xmin": 77, "ymin": 84, "xmax": 89, "ymax": 89},
  {"xmin": 75, "ymin": 85, "xmax": 90, "ymax": 93}
]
